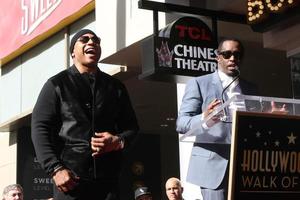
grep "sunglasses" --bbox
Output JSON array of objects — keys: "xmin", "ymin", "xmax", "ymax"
[
  {"xmin": 77, "ymin": 36, "xmax": 101, "ymax": 44},
  {"xmin": 218, "ymin": 51, "xmax": 241, "ymax": 59}
]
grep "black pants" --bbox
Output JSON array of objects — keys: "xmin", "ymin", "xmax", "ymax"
[{"xmin": 53, "ymin": 179, "xmax": 119, "ymax": 200}]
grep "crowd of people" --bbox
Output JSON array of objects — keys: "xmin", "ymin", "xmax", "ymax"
[{"xmin": 2, "ymin": 177, "xmax": 184, "ymax": 200}]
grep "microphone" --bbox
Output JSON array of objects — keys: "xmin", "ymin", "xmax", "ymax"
[{"xmin": 220, "ymin": 68, "xmax": 240, "ymax": 122}]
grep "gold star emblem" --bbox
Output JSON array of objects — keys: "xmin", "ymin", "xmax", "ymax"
[{"xmin": 287, "ymin": 133, "xmax": 297, "ymax": 144}]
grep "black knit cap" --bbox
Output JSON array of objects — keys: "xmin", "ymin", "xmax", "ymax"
[{"xmin": 69, "ymin": 29, "xmax": 98, "ymax": 54}]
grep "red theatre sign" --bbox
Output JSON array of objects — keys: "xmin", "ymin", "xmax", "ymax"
[{"xmin": 0, "ymin": 0, "xmax": 94, "ymax": 65}]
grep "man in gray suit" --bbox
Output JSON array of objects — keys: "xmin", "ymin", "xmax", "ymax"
[{"xmin": 176, "ymin": 38, "xmax": 257, "ymax": 200}]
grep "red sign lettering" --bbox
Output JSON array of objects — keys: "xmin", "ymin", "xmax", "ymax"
[{"xmin": 175, "ymin": 25, "xmax": 211, "ymax": 41}]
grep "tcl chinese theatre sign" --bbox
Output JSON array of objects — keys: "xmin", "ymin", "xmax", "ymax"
[{"xmin": 141, "ymin": 16, "xmax": 218, "ymax": 81}]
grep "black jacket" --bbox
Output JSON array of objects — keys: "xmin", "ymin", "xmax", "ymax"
[{"xmin": 31, "ymin": 65, "xmax": 139, "ymax": 181}]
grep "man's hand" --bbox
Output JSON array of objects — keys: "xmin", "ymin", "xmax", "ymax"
[
  {"xmin": 270, "ymin": 101, "xmax": 288, "ymax": 114},
  {"xmin": 203, "ymin": 99, "xmax": 222, "ymax": 127},
  {"xmin": 91, "ymin": 132, "xmax": 123, "ymax": 157},
  {"xmin": 52, "ymin": 168, "xmax": 79, "ymax": 193},
  {"xmin": 203, "ymin": 99, "xmax": 222, "ymax": 118}
]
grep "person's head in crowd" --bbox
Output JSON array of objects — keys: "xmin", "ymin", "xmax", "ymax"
[
  {"xmin": 70, "ymin": 29, "xmax": 101, "ymax": 72},
  {"xmin": 134, "ymin": 186, "xmax": 152, "ymax": 200},
  {"xmin": 165, "ymin": 177, "xmax": 184, "ymax": 200},
  {"xmin": 216, "ymin": 37, "xmax": 244, "ymax": 77},
  {"xmin": 2, "ymin": 184, "xmax": 23, "ymax": 200}
]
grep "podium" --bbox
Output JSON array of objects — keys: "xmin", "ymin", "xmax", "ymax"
[{"xmin": 179, "ymin": 94, "xmax": 300, "ymax": 200}]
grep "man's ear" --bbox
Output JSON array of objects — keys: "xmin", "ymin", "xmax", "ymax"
[{"xmin": 71, "ymin": 53, "xmax": 75, "ymax": 58}]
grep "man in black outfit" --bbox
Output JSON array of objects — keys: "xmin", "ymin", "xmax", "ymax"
[{"xmin": 31, "ymin": 29, "xmax": 139, "ymax": 200}]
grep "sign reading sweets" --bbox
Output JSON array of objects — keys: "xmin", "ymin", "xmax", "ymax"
[
  {"xmin": 17, "ymin": 128, "xmax": 53, "ymax": 200},
  {"xmin": 155, "ymin": 17, "xmax": 217, "ymax": 77},
  {"xmin": 229, "ymin": 111, "xmax": 300, "ymax": 200},
  {"xmin": 0, "ymin": 0, "xmax": 94, "ymax": 63}
]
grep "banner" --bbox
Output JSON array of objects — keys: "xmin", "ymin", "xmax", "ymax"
[{"xmin": 0, "ymin": 0, "xmax": 94, "ymax": 64}]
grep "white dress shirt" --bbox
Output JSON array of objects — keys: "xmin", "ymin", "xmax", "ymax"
[
  {"xmin": 218, "ymin": 70, "xmax": 241, "ymax": 100},
  {"xmin": 218, "ymin": 70, "xmax": 246, "ymax": 121}
]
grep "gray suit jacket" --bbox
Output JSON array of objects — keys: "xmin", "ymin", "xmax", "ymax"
[{"xmin": 176, "ymin": 71, "xmax": 257, "ymax": 189}]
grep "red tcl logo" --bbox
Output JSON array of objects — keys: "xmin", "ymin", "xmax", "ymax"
[{"xmin": 175, "ymin": 25, "xmax": 211, "ymax": 41}]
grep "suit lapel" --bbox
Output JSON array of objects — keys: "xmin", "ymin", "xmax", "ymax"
[{"xmin": 211, "ymin": 71, "xmax": 223, "ymax": 99}]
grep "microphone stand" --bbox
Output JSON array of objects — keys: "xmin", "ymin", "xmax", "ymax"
[{"xmin": 220, "ymin": 69, "xmax": 240, "ymax": 122}]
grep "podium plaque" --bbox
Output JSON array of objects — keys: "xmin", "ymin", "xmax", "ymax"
[{"xmin": 229, "ymin": 111, "xmax": 300, "ymax": 200}]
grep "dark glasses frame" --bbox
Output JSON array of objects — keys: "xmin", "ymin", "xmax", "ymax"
[
  {"xmin": 218, "ymin": 50, "xmax": 241, "ymax": 59},
  {"xmin": 77, "ymin": 36, "xmax": 101, "ymax": 44}
]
